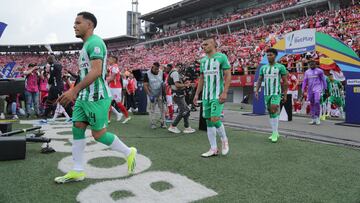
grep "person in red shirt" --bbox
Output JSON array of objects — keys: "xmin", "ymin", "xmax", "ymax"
[
  {"xmin": 164, "ymin": 65, "xmax": 174, "ymax": 121},
  {"xmin": 287, "ymin": 69, "xmax": 299, "ymax": 112},
  {"xmin": 125, "ymin": 73, "xmax": 138, "ymax": 112},
  {"xmin": 107, "ymin": 55, "xmax": 131, "ymax": 124}
]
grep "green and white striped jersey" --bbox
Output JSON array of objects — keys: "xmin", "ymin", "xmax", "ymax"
[
  {"xmin": 77, "ymin": 35, "xmax": 111, "ymax": 102},
  {"xmin": 200, "ymin": 52, "xmax": 231, "ymax": 101},
  {"xmin": 329, "ymin": 79, "xmax": 342, "ymax": 97},
  {"xmin": 259, "ymin": 63, "xmax": 287, "ymax": 96}
]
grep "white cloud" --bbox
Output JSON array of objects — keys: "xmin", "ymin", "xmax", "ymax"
[{"xmin": 0, "ymin": 0, "xmax": 180, "ymax": 45}]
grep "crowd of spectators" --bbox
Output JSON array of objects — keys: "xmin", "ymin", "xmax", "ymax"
[
  {"xmin": 151, "ymin": 0, "xmax": 299, "ymax": 39},
  {"xmin": 0, "ymin": 4, "xmax": 359, "ymax": 77}
]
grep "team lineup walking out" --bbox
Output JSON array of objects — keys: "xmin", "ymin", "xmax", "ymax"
[
  {"xmin": 194, "ymin": 36, "xmax": 231, "ymax": 158},
  {"xmin": 54, "ymin": 12, "xmax": 136, "ymax": 183},
  {"xmin": 255, "ymin": 48, "xmax": 288, "ymax": 143}
]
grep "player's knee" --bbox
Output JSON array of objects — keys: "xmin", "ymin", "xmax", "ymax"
[
  {"xmin": 92, "ymin": 128, "xmax": 107, "ymax": 139},
  {"xmin": 74, "ymin": 121, "xmax": 87, "ymax": 129}
]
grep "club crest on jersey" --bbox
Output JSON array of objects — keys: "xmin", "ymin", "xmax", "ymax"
[{"xmin": 94, "ymin": 47, "xmax": 101, "ymax": 54}]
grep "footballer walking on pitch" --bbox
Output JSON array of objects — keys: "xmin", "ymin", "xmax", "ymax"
[
  {"xmin": 255, "ymin": 48, "xmax": 288, "ymax": 143},
  {"xmin": 54, "ymin": 12, "xmax": 136, "ymax": 183},
  {"xmin": 193, "ymin": 36, "xmax": 231, "ymax": 158}
]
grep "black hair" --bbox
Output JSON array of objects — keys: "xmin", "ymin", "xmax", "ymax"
[
  {"xmin": 153, "ymin": 62, "xmax": 160, "ymax": 67},
  {"xmin": 28, "ymin": 63, "xmax": 35, "ymax": 67},
  {"xmin": 167, "ymin": 64, "xmax": 173, "ymax": 68},
  {"xmin": 266, "ymin": 48, "xmax": 278, "ymax": 56},
  {"xmin": 77, "ymin": 11, "xmax": 97, "ymax": 28}
]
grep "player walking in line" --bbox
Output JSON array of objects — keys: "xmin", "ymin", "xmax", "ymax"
[
  {"xmin": 193, "ymin": 36, "xmax": 231, "ymax": 157},
  {"xmin": 255, "ymin": 48, "xmax": 288, "ymax": 143},
  {"xmin": 55, "ymin": 12, "xmax": 136, "ymax": 183},
  {"xmin": 301, "ymin": 60, "xmax": 327, "ymax": 125}
]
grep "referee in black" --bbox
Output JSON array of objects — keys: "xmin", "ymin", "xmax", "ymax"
[{"xmin": 43, "ymin": 55, "xmax": 64, "ymax": 119}]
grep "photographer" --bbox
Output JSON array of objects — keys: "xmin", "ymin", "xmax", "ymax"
[{"xmin": 165, "ymin": 64, "xmax": 196, "ymax": 134}]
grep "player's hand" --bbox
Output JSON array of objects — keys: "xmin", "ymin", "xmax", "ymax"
[
  {"xmin": 193, "ymin": 94, "xmax": 198, "ymax": 106},
  {"xmin": 255, "ymin": 91, "xmax": 259, "ymax": 100},
  {"xmin": 57, "ymin": 89, "xmax": 77, "ymax": 106},
  {"xmin": 219, "ymin": 92, "xmax": 227, "ymax": 104}
]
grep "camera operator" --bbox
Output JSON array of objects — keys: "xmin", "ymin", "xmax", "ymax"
[
  {"xmin": 43, "ymin": 55, "xmax": 64, "ymax": 119},
  {"xmin": 183, "ymin": 63, "xmax": 198, "ymax": 111},
  {"xmin": 165, "ymin": 64, "xmax": 196, "ymax": 134}
]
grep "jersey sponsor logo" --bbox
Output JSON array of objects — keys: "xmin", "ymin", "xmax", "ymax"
[
  {"xmin": 204, "ymin": 70, "xmax": 219, "ymax": 76},
  {"xmin": 80, "ymin": 62, "xmax": 90, "ymax": 69}
]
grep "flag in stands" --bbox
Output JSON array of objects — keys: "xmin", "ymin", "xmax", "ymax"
[
  {"xmin": 0, "ymin": 22, "xmax": 7, "ymax": 39},
  {"xmin": 319, "ymin": 57, "xmax": 345, "ymax": 81}
]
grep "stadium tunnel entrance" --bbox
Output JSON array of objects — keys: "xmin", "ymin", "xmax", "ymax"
[{"xmin": 253, "ymin": 30, "xmax": 360, "ymax": 125}]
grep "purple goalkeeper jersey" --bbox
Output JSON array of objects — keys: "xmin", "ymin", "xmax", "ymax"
[{"xmin": 302, "ymin": 68, "xmax": 327, "ymax": 93}]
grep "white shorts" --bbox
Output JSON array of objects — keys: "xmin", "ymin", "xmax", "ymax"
[
  {"xmin": 288, "ymin": 90, "xmax": 298, "ymax": 100},
  {"xmin": 110, "ymin": 88, "xmax": 122, "ymax": 102},
  {"xmin": 166, "ymin": 95, "xmax": 173, "ymax": 106}
]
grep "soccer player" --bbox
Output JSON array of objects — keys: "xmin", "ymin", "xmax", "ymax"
[
  {"xmin": 327, "ymin": 73, "xmax": 344, "ymax": 118},
  {"xmin": 193, "ymin": 36, "xmax": 231, "ymax": 157},
  {"xmin": 55, "ymin": 12, "xmax": 136, "ymax": 183},
  {"xmin": 107, "ymin": 55, "xmax": 131, "ymax": 124},
  {"xmin": 301, "ymin": 60, "xmax": 327, "ymax": 125},
  {"xmin": 255, "ymin": 48, "xmax": 288, "ymax": 143}
]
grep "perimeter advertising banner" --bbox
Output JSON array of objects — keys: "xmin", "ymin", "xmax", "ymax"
[{"xmin": 285, "ymin": 29, "xmax": 316, "ymax": 54}]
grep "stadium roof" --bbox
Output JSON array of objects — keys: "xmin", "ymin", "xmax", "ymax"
[
  {"xmin": 140, "ymin": 0, "xmax": 241, "ymax": 24},
  {"xmin": 0, "ymin": 35, "xmax": 138, "ymax": 52}
]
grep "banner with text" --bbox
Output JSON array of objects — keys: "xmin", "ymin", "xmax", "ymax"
[{"xmin": 285, "ymin": 29, "xmax": 316, "ymax": 54}]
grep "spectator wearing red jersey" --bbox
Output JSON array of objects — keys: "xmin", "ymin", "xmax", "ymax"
[
  {"xmin": 107, "ymin": 55, "xmax": 131, "ymax": 124},
  {"xmin": 126, "ymin": 73, "xmax": 138, "ymax": 112}
]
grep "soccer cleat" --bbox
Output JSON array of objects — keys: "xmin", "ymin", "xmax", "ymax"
[
  {"xmin": 122, "ymin": 116, "xmax": 131, "ymax": 124},
  {"xmin": 0, "ymin": 113, "xmax": 5, "ymax": 119},
  {"xmin": 151, "ymin": 124, "xmax": 157, "ymax": 129},
  {"xmin": 54, "ymin": 171, "xmax": 85, "ymax": 184},
  {"xmin": 221, "ymin": 140, "xmax": 229, "ymax": 155},
  {"xmin": 183, "ymin": 127, "xmax": 196, "ymax": 134},
  {"xmin": 320, "ymin": 115, "xmax": 326, "ymax": 121},
  {"xmin": 168, "ymin": 126, "xmax": 181, "ymax": 134},
  {"xmin": 201, "ymin": 149, "xmax": 219, "ymax": 158},
  {"xmin": 271, "ymin": 132, "xmax": 279, "ymax": 143},
  {"xmin": 160, "ymin": 123, "xmax": 167, "ymax": 129},
  {"xmin": 308, "ymin": 119, "xmax": 315, "ymax": 125},
  {"xmin": 127, "ymin": 147, "xmax": 137, "ymax": 175},
  {"xmin": 116, "ymin": 113, "xmax": 123, "ymax": 122},
  {"xmin": 12, "ymin": 115, "xmax": 19, "ymax": 120},
  {"xmin": 315, "ymin": 118, "xmax": 321, "ymax": 125}
]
